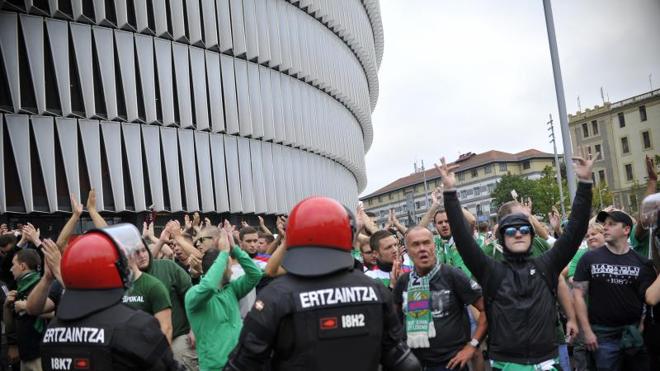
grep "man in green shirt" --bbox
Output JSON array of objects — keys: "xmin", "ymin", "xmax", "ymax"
[
  {"xmin": 123, "ymin": 244, "xmax": 173, "ymax": 344},
  {"xmin": 139, "ymin": 233, "xmax": 197, "ymax": 370},
  {"xmin": 185, "ymin": 231, "xmax": 262, "ymax": 370}
]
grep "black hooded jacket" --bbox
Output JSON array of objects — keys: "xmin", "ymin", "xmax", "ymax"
[{"xmin": 443, "ymin": 181, "xmax": 592, "ymax": 364}]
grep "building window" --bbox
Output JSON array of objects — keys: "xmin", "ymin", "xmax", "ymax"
[
  {"xmin": 476, "ymin": 204, "xmax": 482, "ymax": 216},
  {"xmin": 457, "ymin": 172, "xmax": 465, "ymax": 181},
  {"xmin": 471, "ymin": 169, "xmax": 478, "ymax": 178},
  {"xmin": 460, "ymin": 190, "xmax": 467, "ymax": 199},
  {"xmin": 594, "ymin": 144, "xmax": 601, "ymax": 159},
  {"xmin": 487, "ymin": 183, "xmax": 495, "ymax": 192},
  {"xmin": 591, "ymin": 120, "xmax": 598, "ymax": 135},
  {"xmin": 618, "ymin": 112, "xmax": 625, "ymax": 127},
  {"xmin": 484, "ymin": 164, "xmax": 492, "ymax": 174},
  {"xmin": 621, "ymin": 137, "xmax": 629, "ymax": 154},
  {"xmin": 499, "ymin": 163, "xmax": 507, "ymax": 171},
  {"xmin": 642, "ymin": 131, "xmax": 651, "ymax": 149},
  {"xmin": 378, "ymin": 196, "xmax": 382, "ymax": 203},
  {"xmin": 388, "ymin": 193, "xmax": 393, "ymax": 200},
  {"xmin": 639, "ymin": 105, "xmax": 647, "ymax": 121},
  {"xmin": 582, "ymin": 123, "xmax": 589, "ymax": 138},
  {"xmin": 522, "ymin": 160, "xmax": 530, "ymax": 170},
  {"xmin": 625, "ymin": 164, "xmax": 634, "ymax": 181},
  {"xmin": 474, "ymin": 187, "xmax": 480, "ymax": 196},
  {"xmin": 587, "ymin": 146, "xmax": 592, "ymax": 156},
  {"xmin": 368, "ymin": 199, "xmax": 372, "ymax": 206},
  {"xmin": 598, "ymin": 170, "xmax": 605, "ymax": 184}
]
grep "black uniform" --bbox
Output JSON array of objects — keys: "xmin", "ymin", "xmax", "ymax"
[
  {"xmin": 443, "ymin": 181, "xmax": 592, "ymax": 364},
  {"xmin": 225, "ymin": 269, "xmax": 418, "ymax": 371},
  {"xmin": 41, "ymin": 302, "xmax": 181, "ymax": 371}
]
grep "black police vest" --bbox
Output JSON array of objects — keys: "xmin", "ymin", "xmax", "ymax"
[
  {"xmin": 41, "ymin": 303, "xmax": 145, "ymax": 371},
  {"xmin": 273, "ymin": 271, "xmax": 387, "ymax": 371}
]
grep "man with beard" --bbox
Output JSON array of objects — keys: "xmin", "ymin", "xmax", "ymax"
[{"xmin": 366, "ymin": 230, "xmax": 402, "ymax": 289}]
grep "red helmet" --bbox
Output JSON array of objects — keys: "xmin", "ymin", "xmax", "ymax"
[
  {"xmin": 282, "ymin": 197, "xmax": 356, "ymax": 276},
  {"xmin": 58, "ymin": 224, "xmax": 141, "ymax": 320},
  {"xmin": 62, "ymin": 232, "xmax": 127, "ymax": 290}
]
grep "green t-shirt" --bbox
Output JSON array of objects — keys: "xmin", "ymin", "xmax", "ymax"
[
  {"xmin": 629, "ymin": 224, "xmax": 649, "ymax": 259},
  {"xmin": 568, "ymin": 246, "xmax": 588, "ymax": 278},
  {"xmin": 123, "ymin": 272, "xmax": 172, "ymax": 315},
  {"xmin": 147, "ymin": 259, "xmax": 192, "ymax": 338}
]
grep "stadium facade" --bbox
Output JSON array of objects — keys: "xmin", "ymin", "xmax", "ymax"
[{"xmin": 0, "ymin": 0, "xmax": 383, "ymax": 218}]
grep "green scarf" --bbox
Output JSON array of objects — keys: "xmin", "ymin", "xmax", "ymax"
[
  {"xmin": 433, "ymin": 236, "xmax": 447, "ymax": 264},
  {"xmin": 405, "ymin": 264, "xmax": 440, "ymax": 348},
  {"xmin": 16, "ymin": 271, "xmax": 45, "ymax": 334}
]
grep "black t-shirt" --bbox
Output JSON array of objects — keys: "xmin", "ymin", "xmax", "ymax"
[
  {"xmin": 393, "ymin": 264, "xmax": 482, "ymax": 364},
  {"xmin": 48, "ymin": 280, "xmax": 63, "ymax": 308},
  {"xmin": 574, "ymin": 246, "xmax": 655, "ymax": 327}
]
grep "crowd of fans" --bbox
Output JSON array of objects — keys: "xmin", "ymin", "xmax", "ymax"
[{"xmin": 0, "ymin": 153, "xmax": 659, "ymax": 371}]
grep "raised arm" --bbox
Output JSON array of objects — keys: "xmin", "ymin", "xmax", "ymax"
[
  {"xmin": 436, "ymin": 157, "xmax": 495, "ymax": 286},
  {"xmin": 56, "ymin": 193, "xmax": 83, "ymax": 250},
  {"xmin": 540, "ymin": 153, "xmax": 593, "ymax": 272},
  {"xmin": 86, "ymin": 189, "xmax": 107, "ymax": 228},
  {"xmin": 420, "ymin": 187, "xmax": 443, "ymax": 229},
  {"xmin": 230, "ymin": 246, "xmax": 263, "ymax": 299}
]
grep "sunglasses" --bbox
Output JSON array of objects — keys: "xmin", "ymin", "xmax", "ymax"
[{"xmin": 503, "ymin": 225, "xmax": 532, "ymax": 237}]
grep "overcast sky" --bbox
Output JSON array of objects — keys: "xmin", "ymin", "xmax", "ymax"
[{"xmin": 362, "ymin": 0, "xmax": 660, "ymax": 196}]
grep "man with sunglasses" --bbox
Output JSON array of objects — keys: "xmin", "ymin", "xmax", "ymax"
[{"xmin": 435, "ymin": 153, "xmax": 594, "ymax": 371}]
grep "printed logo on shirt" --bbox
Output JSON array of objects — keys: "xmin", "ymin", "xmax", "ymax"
[
  {"xmin": 49, "ymin": 358, "xmax": 91, "ymax": 370},
  {"xmin": 319, "ymin": 317, "xmax": 338, "ymax": 330},
  {"xmin": 299, "ymin": 286, "xmax": 379, "ymax": 309},
  {"xmin": 591, "ymin": 263, "xmax": 640, "ymax": 285},
  {"xmin": 122, "ymin": 295, "xmax": 144, "ymax": 303},
  {"xmin": 43, "ymin": 327, "xmax": 106, "ymax": 344}
]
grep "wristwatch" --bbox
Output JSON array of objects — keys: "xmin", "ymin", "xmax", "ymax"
[{"xmin": 468, "ymin": 338, "xmax": 479, "ymax": 348}]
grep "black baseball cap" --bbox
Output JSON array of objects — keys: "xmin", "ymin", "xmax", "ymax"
[{"xmin": 596, "ymin": 210, "xmax": 633, "ymax": 228}]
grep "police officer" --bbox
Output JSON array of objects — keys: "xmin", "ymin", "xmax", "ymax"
[
  {"xmin": 40, "ymin": 224, "xmax": 181, "ymax": 371},
  {"xmin": 225, "ymin": 197, "xmax": 420, "ymax": 371}
]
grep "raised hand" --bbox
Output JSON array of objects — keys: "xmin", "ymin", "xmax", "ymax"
[
  {"xmin": 521, "ymin": 197, "xmax": 533, "ymax": 216},
  {"xmin": 192, "ymin": 212, "xmax": 201, "ymax": 227},
  {"xmin": 258, "ymin": 215, "xmax": 265, "ymax": 226},
  {"xmin": 434, "ymin": 157, "xmax": 460, "ymax": 190},
  {"xmin": 217, "ymin": 229, "xmax": 231, "ymax": 253},
  {"xmin": 431, "ymin": 186, "xmax": 444, "ymax": 206},
  {"xmin": 22, "ymin": 223, "xmax": 41, "ymax": 245},
  {"xmin": 646, "ymin": 155, "xmax": 658, "ymax": 181},
  {"xmin": 573, "ymin": 147, "xmax": 595, "ymax": 182},
  {"xmin": 276, "ymin": 216, "xmax": 287, "ymax": 237},
  {"xmin": 42, "ymin": 239, "xmax": 62, "ymax": 282},
  {"xmin": 86, "ymin": 188, "xmax": 97, "ymax": 212},
  {"xmin": 70, "ymin": 193, "xmax": 83, "ymax": 216},
  {"xmin": 240, "ymin": 220, "xmax": 249, "ymax": 228}
]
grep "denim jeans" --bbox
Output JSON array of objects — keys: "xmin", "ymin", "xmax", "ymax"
[
  {"xmin": 588, "ymin": 337, "xmax": 649, "ymax": 371},
  {"xmin": 557, "ymin": 344, "xmax": 570, "ymax": 371}
]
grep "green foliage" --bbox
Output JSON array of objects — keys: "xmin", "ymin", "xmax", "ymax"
[
  {"xmin": 491, "ymin": 166, "xmax": 570, "ymax": 217},
  {"xmin": 592, "ymin": 182, "xmax": 613, "ymax": 210}
]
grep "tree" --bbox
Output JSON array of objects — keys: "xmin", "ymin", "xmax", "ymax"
[
  {"xmin": 491, "ymin": 173, "xmax": 537, "ymax": 212},
  {"xmin": 592, "ymin": 182, "xmax": 613, "ymax": 210},
  {"xmin": 491, "ymin": 166, "xmax": 570, "ymax": 217}
]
